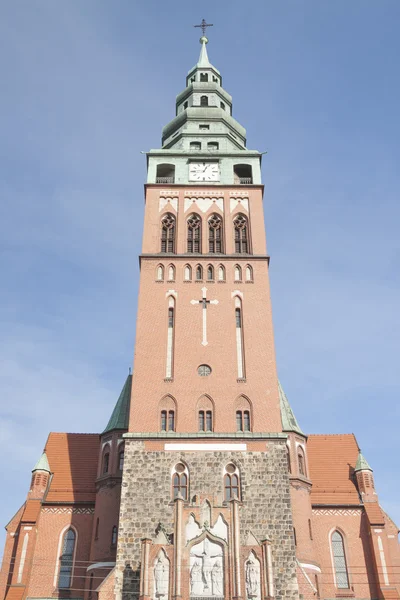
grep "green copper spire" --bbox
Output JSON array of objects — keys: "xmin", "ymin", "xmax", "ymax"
[
  {"xmin": 102, "ymin": 374, "xmax": 132, "ymax": 434},
  {"xmin": 32, "ymin": 452, "xmax": 50, "ymax": 473},
  {"xmin": 279, "ymin": 380, "xmax": 305, "ymax": 435},
  {"xmin": 355, "ymin": 451, "xmax": 373, "ymax": 472}
]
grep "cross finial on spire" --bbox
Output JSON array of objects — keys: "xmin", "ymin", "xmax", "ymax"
[{"xmin": 194, "ymin": 19, "xmax": 213, "ymax": 37}]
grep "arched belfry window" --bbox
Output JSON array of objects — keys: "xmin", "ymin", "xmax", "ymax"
[
  {"xmin": 235, "ymin": 396, "xmax": 251, "ymax": 432},
  {"xmin": 233, "ymin": 214, "xmax": 249, "ymax": 254},
  {"xmin": 58, "ymin": 528, "xmax": 76, "ymax": 589},
  {"xmin": 200, "ymin": 95, "xmax": 208, "ymax": 106},
  {"xmin": 224, "ymin": 463, "xmax": 240, "ymax": 501},
  {"xmin": 184, "ymin": 264, "xmax": 192, "ymax": 281},
  {"xmin": 200, "ymin": 73, "xmax": 208, "ymax": 82},
  {"xmin": 197, "ymin": 395, "xmax": 214, "ymax": 432},
  {"xmin": 187, "ymin": 214, "xmax": 202, "ymax": 253},
  {"xmin": 161, "ymin": 213, "xmax": 176, "ymax": 253},
  {"xmin": 156, "ymin": 264, "xmax": 164, "ymax": 281},
  {"xmin": 172, "ymin": 463, "xmax": 188, "ymax": 500},
  {"xmin": 208, "ymin": 214, "xmax": 223, "ymax": 253},
  {"xmin": 331, "ymin": 531, "xmax": 350, "ymax": 589}
]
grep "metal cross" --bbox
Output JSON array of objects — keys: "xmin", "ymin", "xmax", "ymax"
[
  {"xmin": 194, "ymin": 19, "xmax": 214, "ymax": 37},
  {"xmin": 191, "ymin": 287, "xmax": 218, "ymax": 346}
]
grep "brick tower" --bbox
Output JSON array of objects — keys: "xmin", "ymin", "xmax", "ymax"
[{"xmin": 115, "ymin": 33, "xmax": 299, "ymax": 600}]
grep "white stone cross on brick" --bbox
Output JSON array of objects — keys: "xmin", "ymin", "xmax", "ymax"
[{"xmin": 190, "ymin": 287, "xmax": 218, "ymax": 346}]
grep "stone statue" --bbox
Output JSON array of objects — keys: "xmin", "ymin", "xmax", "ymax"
[
  {"xmin": 211, "ymin": 558, "xmax": 223, "ymax": 596},
  {"xmin": 154, "ymin": 555, "xmax": 169, "ymax": 598},
  {"xmin": 245, "ymin": 554, "xmax": 260, "ymax": 599},
  {"xmin": 190, "ymin": 560, "xmax": 203, "ymax": 595}
]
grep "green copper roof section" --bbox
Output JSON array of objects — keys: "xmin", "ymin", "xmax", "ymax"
[
  {"xmin": 32, "ymin": 452, "xmax": 50, "ymax": 473},
  {"xmin": 102, "ymin": 374, "xmax": 132, "ymax": 434},
  {"xmin": 355, "ymin": 451, "xmax": 373, "ymax": 472},
  {"xmin": 188, "ymin": 36, "xmax": 221, "ymax": 76},
  {"xmin": 279, "ymin": 380, "xmax": 305, "ymax": 435}
]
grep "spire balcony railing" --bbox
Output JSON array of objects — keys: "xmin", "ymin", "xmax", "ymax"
[{"xmin": 156, "ymin": 177, "xmax": 175, "ymax": 184}]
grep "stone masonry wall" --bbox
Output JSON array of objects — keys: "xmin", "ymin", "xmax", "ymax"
[{"xmin": 115, "ymin": 439, "xmax": 298, "ymax": 600}]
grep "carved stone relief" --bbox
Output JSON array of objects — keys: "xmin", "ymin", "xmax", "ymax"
[{"xmin": 190, "ymin": 538, "xmax": 224, "ymax": 597}]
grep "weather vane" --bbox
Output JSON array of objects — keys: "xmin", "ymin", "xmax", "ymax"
[{"xmin": 194, "ymin": 19, "xmax": 213, "ymax": 37}]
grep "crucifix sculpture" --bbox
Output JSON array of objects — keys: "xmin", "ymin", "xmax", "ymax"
[
  {"xmin": 194, "ymin": 19, "xmax": 214, "ymax": 37},
  {"xmin": 191, "ymin": 287, "xmax": 218, "ymax": 346}
]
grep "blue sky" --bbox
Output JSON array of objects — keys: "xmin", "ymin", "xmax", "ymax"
[{"xmin": 1, "ymin": 0, "xmax": 399, "ymax": 553}]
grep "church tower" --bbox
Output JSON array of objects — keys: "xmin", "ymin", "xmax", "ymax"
[{"xmin": 115, "ymin": 30, "xmax": 299, "ymax": 600}]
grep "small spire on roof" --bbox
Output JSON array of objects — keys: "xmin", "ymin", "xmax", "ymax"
[
  {"xmin": 278, "ymin": 380, "xmax": 305, "ymax": 436},
  {"xmin": 32, "ymin": 451, "xmax": 50, "ymax": 473},
  {"xmin": 355, "ymin": 450, "xmax": 373, "ymax": 472}
]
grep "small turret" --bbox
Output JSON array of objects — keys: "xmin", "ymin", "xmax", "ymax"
[
  {"xmin": 29, "ymin": 451, "xmax": 51, "ymax": 499},
  {"xmin": 355, "ymin": 450, "xmax": 377, "ymax": 501}
]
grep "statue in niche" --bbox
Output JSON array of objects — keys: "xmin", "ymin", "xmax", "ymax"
[
  {"xmin": 211, "ymin": 559, "xmax": 223, "ymax": 596},
  {"xmin": 245, "ymin": 553, "xmax": 260, "ymax": 599},
  {"xmin": 154, "ymin": 553, "xmax": 169, "ymax": 599},
  {"xmin": 190, "ymin": 560, "xmax": 203, "ymax": 595},
  {"xmin": 190, "ymin": 538, "xmax": 224, "ymax": 597}
]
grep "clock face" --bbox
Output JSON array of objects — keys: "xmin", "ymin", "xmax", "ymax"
[{"xmin": 189, "ymin": 162, "xmax": 220, "ymax": 182}]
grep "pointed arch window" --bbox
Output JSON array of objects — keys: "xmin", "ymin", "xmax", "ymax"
[
  {"xmin": 102, "ymin": 449, "xmax": 110, "ymax": 474},
  {"xmin": 208, "ymin": 214, "xmax": 223, "ymax": 253},
  {"xmin": 196, "ymin": 265, "xmax": 203, "ymax": 281},
  {"xmin": 184, "ymin": 265, "xmax": 192, "ymax": 281},
  {"xmin": 168, "ymin": 264, "xmax": 175, "ymax": 281},
  {"xmin": 298, "ymin": 446, "xmax": 306, "ymax": 477},
  {"xmin": 207, "ymin": 265, "xmax": 214, "ymax": 281},
  {"xmin": 234, "ymin": 214, "xmax": 249, "ymax": 254},
  {"xmin": 58, "ymin": 528, "xmax": 75, "ymax": 589},
  {"xmin": 200, "ymin": 95, "xmax": 208, "ymax": 106},
  {"xmin": 199, "ymin": 410, "xmax": 213, "ymax": 432},
  {"xmin": 161, "ymin": 213, "xmax": 176, "ymax": 253},
  {"xmin": 245, "ymin": 265, "xmax": 253, "ymax": 282},
  {"xmin": 236, "ymin": 410, "xmax": 251, "ymax": 432},
  {"xmin": 218, "ymin": 265, "xmax": 225, "ymax": 281},
  {"xmin": 111, "ymin": 526, "xmax": 117, "ymax": 546},
  {"xmin": 331, "ymin": 531, "xmax": 349, "ymax": 589},
  {"xmin": 172, "ymin": 463, "xmax": 188, "ymax": 500},
  {"xmin": 187, "ymin": 214, "xmax": 201, "ymax": 253},
  {"xmin": 234, "ymin": 265, "xmax": 242, "ymax": 281},
  {"xmin": 161, "ymin": 409, "xmax": 175, "ymax": 432},
  {"xmin": 118, "ymin": 447, "xmax": 124, "ymax": 471},
  {"xmin": 156, "ymin": 265, "xmax": 164, "ymax": 281},
  {"xmin": 224, "ymin": 464, "xmax": 240, "ymax": 501}
]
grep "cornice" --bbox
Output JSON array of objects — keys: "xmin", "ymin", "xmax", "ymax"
[
  {"xmin": 123, "ymin": 432, "xmax": 287, "ymax": 440},
  {"xmin": 140, "ymin": 254, "xmax": 270, "ymax": 262}
]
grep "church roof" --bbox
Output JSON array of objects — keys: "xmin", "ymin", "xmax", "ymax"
[
  {"xmin": 44, "ymin": 432, "xmax": 99, "ymax": 503},
  {"xmin": 278, "ymin": 381, "xmax": 304, "ymax": 435},
  {"xmin": 354, "ymin": 450, "xmax": 373, "ymax": 472},
  {"xmin": 102, "ymin": 374, "xmax": 132, "ymax": 434},
  {"xmin": 32, "ymin": 451, "xmax": 50, "ymax": 473},
  {"xmin": 307, "ymin": 433, "xmax": 361, "ymax": 505}
]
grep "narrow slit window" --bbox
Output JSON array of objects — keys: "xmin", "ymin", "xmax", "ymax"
[
  {"xmin": 199, "ymin": 411, "xmax": 205, "ymax": 432},
  {"xmin": 206, "ymin": 410, "xmax": 213, "ymax": 431},
  {"xmin": 235, "ymin": 299, "xmax": 245, "ymax": 379},
  {"xmin": 184, "ymin": 265, "xmax": 192, "ymax": 281},
  {"xmin": 165, "ymin": 298, "xmax": 175, "ymax": 379},
  {"xmin": 161, "ymin": 410, "xmax": 167, "ymax": 431},
  {"xmin": 168, "ymin": 410, "xmax": 175, "ymax": 432},
  {"xmin": 196, "ymin": 265, "xmax": 203, "ymax": 281},
  {"xmin": 207, "ymin": 265, "xmax": 214, "ymax": 281}
]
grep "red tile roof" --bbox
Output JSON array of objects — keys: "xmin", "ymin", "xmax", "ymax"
[
  {"xmin": 21, "ymin": 500, "xmax": 41, "ymax": 523},
  {"xmin": 307, "ymin": 434, "xmax": 361, "ymax": 505},
  {"xmin": 364, "ymin": 502, "xmax": 385, "ymax": 526},
  {"xmin": 5, "ymin": 586, "xmax": 25, "ymax": 600},
  {"xmin": 44, "ymin": 433, "xmax": 99, "ymax": 503}
]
